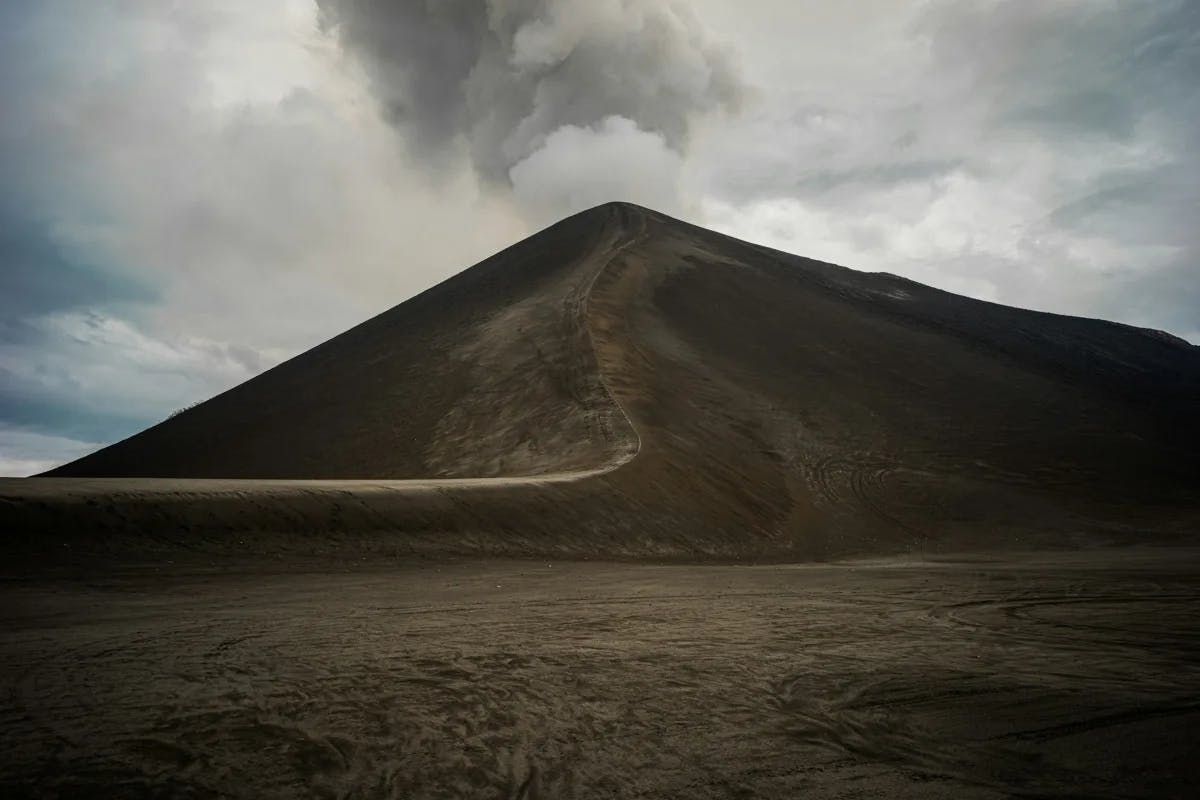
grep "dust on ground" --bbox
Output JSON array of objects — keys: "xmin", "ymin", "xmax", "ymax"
[{"xmin": 3, "ymin": 548, "xmax": 1198, "ymax": 799}]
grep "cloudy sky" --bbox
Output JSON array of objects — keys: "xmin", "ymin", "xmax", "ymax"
[{"xmin": 2, "ymin": 0, "xmax": 1197, "ymax": 475}]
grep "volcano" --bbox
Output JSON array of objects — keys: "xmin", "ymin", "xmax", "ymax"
[
  {"xmin": 6, "ymin": 203, "xmax": 1200, "ymax": 800},
  {"xmin": 10, "ymin": 202, "xmax": 1200, "ymax": 560}
]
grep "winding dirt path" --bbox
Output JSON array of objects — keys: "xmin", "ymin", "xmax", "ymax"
[{"xmin": 1, "ymin": 209, "xmax": 652, "ymax": 505}]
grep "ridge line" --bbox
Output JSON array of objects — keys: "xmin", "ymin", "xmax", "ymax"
[{"xmin": 575, "ymin": 205, "xmax": 647, "ymax": 479}]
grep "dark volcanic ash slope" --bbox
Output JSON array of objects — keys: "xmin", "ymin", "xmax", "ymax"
[
  {"xmin": 22, "ymin": 203, "xmax": 1200, "ymax": 558},
  {"xmin": 48, "ymin": 208, "xmax": 640, "ymax": 480}
]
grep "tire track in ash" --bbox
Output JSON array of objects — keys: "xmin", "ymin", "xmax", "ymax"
[
  {"xmin": 5, "ymin": 620, "xmax": 237, "ymax": 794},
  {"xmin": 6, "ymin": 587, "xmax": 778, "ymax": 799},
  {"xmin": 801, "ymin": 452, "xmax": 928, "ymax": 537},
  {"xmin": 925, "ymin": 592, "xmax": 1200, "ymax": 652},
  {"xmin": 767, "ymin": 669, "xmax": 1136, "ymax": 800},
  {"xmin": 768, "ymin": 585, "xmax": 1200, "ymax": 799},
  {"xmin": 7, "ymin": 560, "xmax": 1200, "ymax": 797}
]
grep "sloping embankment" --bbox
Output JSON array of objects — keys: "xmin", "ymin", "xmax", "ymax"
[{"xmin": 6, "ymin": 203, "xmax": 1199, "ymax": 566}]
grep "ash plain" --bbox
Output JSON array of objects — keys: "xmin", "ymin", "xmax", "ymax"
[{"xmin": 3, "ymin": 549, "xmax": 1199, "ymax": 799}]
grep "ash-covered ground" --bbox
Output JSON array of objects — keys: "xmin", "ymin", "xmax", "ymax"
[{"xmin": 3, "ymin": 549, "xmax": 1197, "ymax": 799}]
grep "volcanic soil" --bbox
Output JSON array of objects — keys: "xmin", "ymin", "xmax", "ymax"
[{"xmin": 3, "ymin": 203, "xmax": 1198, "ymax": 797}]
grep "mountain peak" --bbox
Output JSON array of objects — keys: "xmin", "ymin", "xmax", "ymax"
[{"xmin": 38, "ymin": 208, "xmax": 1200, "ymax": 559}]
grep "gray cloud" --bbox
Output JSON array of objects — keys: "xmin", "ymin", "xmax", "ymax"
[
  {"xmin": 923, "ymin": 0, "xmax": 1200, "ymax": 143},
  {"xmin": 509, "ymin": 115, "xmax": 685, "ymax": 219},
  {"xmin": 0, "ymin": 426, "xmax": 101, "ymax": 478},
  {"xmin": 317, "ymin": 0, "xmax": 742, "ymax": 190},
  {"xmin": 691, "ymin": 0, "xmax": 1200, "ymax": 341},
  {"xmin": 0, "ymin": 1, "xmax": 526, "ymax": 472},
  {"xmin": 2, "ymin": 1, "xmax": 1197, "ymax": 473},
  {"xmin": 0, "ymin": 213, "xmax": 155, "ymax": 322}
]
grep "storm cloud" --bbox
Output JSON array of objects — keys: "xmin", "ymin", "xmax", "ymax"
[
  {"xmin": 317, "ymin": 0, "xmax": 742, "ymax": 214},
  {"xmin": 690, "ymin": 0, "xmax": 1200, "ymax": 340},
  {"xmin": 1, "ymin": 1, "xmax": 1198, "ymax": 473}
]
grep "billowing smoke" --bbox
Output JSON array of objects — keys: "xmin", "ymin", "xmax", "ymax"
[{"xmin": 317, "ymin": 0, "xmax": 742, "ymax": 217}]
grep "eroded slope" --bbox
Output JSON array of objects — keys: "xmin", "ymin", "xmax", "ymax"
[
  {"xmin": 46, "ymin": 207, "xmax": 639, "ymax": 479},
  {"xmin": 10, "ymin": 202, "xmax": 1200, "ymax": 561}
]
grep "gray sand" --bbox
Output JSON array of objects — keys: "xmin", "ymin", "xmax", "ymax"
[{"xmin": 3, "ymin": 550, "xmax": 1198, "ymax": 798}]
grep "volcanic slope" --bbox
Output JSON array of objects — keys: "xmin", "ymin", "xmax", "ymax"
[{"xmin": 25, "ymin": 202, "xmax": 1200, "ymax": 558}]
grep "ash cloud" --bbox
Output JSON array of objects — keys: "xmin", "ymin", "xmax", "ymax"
[{"xmin": 317, "ymin": 0, "xmax": 742, "ymax": 198}]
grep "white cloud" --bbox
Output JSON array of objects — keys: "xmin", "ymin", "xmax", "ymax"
[
  {"xmin": 1, "ymin": 310, "xmax": 278, "ymax": 424},
  {"xmin": 686, "ymin": 0, "xmax": 1200, "ymax": 338},
  {"xmin": 1, "ymin": 0, "xmax": 528, "ymax": 458},
  {"xmin": 3, "ymin": 0, "xmax": 1198, "ymax": 471},
  {"xmin": 510, "ymin": 116, "xmax": 685, "ymax": 225},
  {"xmin": 0, "ymin": 428, "xmax": 101, "ymax": 477}
]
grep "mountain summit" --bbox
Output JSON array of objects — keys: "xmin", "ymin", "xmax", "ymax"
[{"xmin": 30, "ymin": 203, "xmax": 1200, "ymax": 557}]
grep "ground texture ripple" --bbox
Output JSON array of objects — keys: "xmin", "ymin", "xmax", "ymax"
[{"xmin": 3, "ymin": 551, "xmax": 1198, "ymax": 799}]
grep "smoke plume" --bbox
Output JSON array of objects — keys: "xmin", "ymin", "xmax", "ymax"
[{"xmin": 318, "ymin": 0, "xmax": 742, "ymax": 207}]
